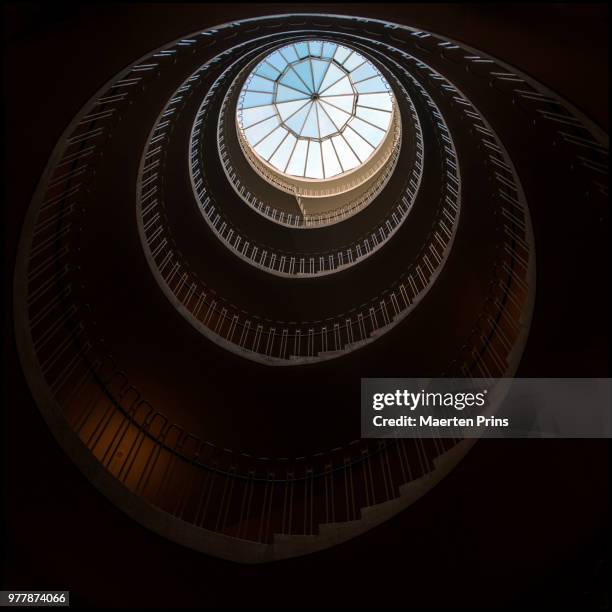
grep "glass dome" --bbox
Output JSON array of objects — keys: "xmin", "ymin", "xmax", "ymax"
[{"xmin": 236, "ymin": 40, "xmax": 395, "ymax": 181}]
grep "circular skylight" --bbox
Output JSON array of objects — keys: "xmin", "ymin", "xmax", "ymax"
[{"xmin": 236, "ymin": 40, "xmax": 395, "ymax": 181}]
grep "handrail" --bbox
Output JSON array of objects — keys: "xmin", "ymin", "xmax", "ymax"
[
  {"xmin": 223, "ymin": 82, "xmax": 403, "ymax": 228},
  {"xmin": 15, "ymin": 15, "xmax": 548, "ymax": 553}
]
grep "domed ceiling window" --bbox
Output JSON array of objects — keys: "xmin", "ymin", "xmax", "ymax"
[{"xmin": 236, "ymin": 40, "xmax": 395, "ymax": 180}]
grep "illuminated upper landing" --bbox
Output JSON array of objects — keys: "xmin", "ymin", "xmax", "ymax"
[{"xmin": 236, "ymin": 40, "xmax": 396, "ymax": 182}]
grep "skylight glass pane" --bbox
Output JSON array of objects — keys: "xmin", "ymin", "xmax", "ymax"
[
  {"xmin": 266, "ymin": 51, "xmax": 288, "ymax": 72},
  {"xmin": 311, "ymin": 59, "xmax": 330, "ymax": 91},
  {"xmin": 308, "ymin": 41, "xmax": 323, "ymax": 57},
  {"xmin": 333, "ymin": 45, "xmax": 351, "ymax": 64},
  {"xmin": 305, "ymin": 141, "xmax": 324, "ymax": 178},
  {"xmin": 237, "ymin": 40, "xmax": 395, "ymax": 180},
  {"xmin": 276, "ymin": 84, "xmax": 309, "ymax": 103},
  {"xmin": 256, "ymin": 62, "xmax": 280, "ymax": 80},
  {"xmin": 239, "ymin": 105, "xmax": 276, "ymax": 129},
  {"xmin": 280, "ymin": 69, "xmax": 311, "ymax": 95},
  {"xmin": 321, "ymin": 139, "xmax": 342, "ymax": 177},
  {"xmin": 286, "ymin": 139, "xmax": 308, "ymax": 175},
  {"xmin": 343, "ymin": 126, "xmax": 374, "ymax": 161},
  {"xmin": 300, "ymin": 104, "xmax": 319, "ymax": 138},
  {"xmin": 343, "ymin": 53, "xmax": 364, "ymax": 72},
  {"xmin": 320, "ymin": 76, "xmax": 352, "ymax": 97},
  {"xmin": 241, "ymin": 91, "xmax": 274, "ymax": 108},
  {"xmin": 321, "ymin": 94, "xmax": 353, "ymax": 114},
  {"xmin": 357, "ymin": 93, "xmax": 393, "ymax": 111},
  {"xmin": 331, "ymin": 135, "xmax": 360, "ymax": 170},
  {"xmin": 355, "ymin": 75, "xmax": 389, "ymax": 94},
  {"xmin": 280, "ymin": 45, "xmax": 299, "ymax": 63},
  {"xmin": 285, "ymin": 102, "xmax": 313, "ymax": 134},
  {"xmin": 318, "ymin": 64, "xmax": 345, "ymax": 93},
  {"xmin": 355, "ymin": 106, "xmax": 392, "ymax": 130},
  {"xmin": 319, "ymin": 101, "xmax": 351, "ymax": 130},
  {"xmin": 295, "ymin": 42, "xmax": 309, "ymax": 58},
  {"xmin": 350, "ymin": 63, "xmax": 377, "ymax": 83},
  {"xmin": 347, "ymin": 116, "xmax": 385, "ymax": 148},
  {"xmin": 316, "ymin": 103, "xmax": 337, "ymax": 138},
  {"xmin": 244, "ymin": 115, "xmax": 280, "ymax": 144},
  {"xmin": 254, "ymin": 126, "xmax": 288, "ymax": 159},
  {"xmin": 292, "ymin": 61, "xmax": 314, "ymax": 93},
  {"xmin": 277, "ymin": 99, "xmax": 310, "ymax": 122},
  {"xmin": 269, "ymin": 132, "xmax": 297, "ymax": 171},
  {"xmin": 247, "ymin": 75, "xmax": 275, "ymax": 93},
  {"xmin": 321, "ymin": 42, "xmax": 336, "ymax": 58}
]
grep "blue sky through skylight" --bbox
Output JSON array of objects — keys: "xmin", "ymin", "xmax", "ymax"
[{"xmin": 237, "ymin": 40, "xmax": 395, "ymax": 180}]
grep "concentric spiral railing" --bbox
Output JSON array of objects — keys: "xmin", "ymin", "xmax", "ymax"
[
  {"xmin": 189, "ymin": 49, "xmax": 429, "ymax": 279},
  {"xmin": 141, "ymin": 45, "xmax": 457, "ymax": 363},
  {"xmin": 15, "ymin": 12, "xmax": 606, "ymax": 565},
  {"xmin": 212, "ymin": 37, "xmax": 412, "ymax": 229}
]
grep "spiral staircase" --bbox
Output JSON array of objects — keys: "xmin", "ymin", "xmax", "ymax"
[{"xmin": 13, "ymin": 13, "xmax": 607, "ymax": 563}]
